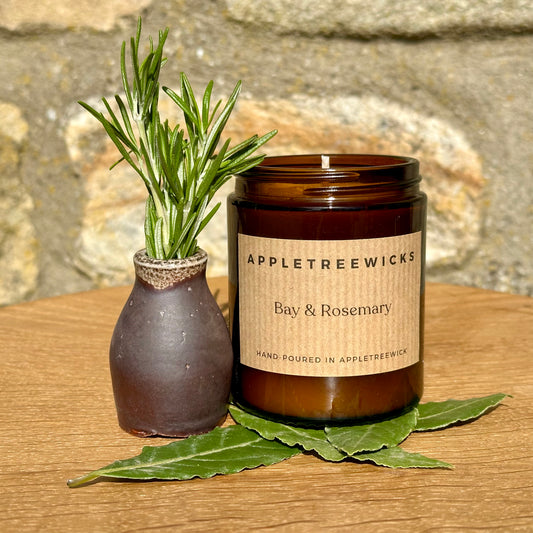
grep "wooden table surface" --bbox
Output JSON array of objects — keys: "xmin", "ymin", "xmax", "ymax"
[{"xmin": 1, "ymin": 280, "xmax": 532, "ymax": 532}]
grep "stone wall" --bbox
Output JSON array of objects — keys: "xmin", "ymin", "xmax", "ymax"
[{"xmin": 1, "ymin": 0, "xmax": 532, "ymax": 305}]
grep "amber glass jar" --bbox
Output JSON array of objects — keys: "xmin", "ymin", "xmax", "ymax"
[{"xmin": 227, "ymin": 154, "xmax": 426, "ymax": 426}]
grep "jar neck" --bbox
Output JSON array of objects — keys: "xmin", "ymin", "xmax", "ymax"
[
  {"xmin": 235, "ymin": 154, "xmax": 421, "ymax": 205},
  {"xmin": 133, "ymin": 248, "xmax": 207, "ymax": 290}
]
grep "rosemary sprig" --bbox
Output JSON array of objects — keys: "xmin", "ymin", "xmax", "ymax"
[{"xmin": 79, "ymin": 18, "xmax": 276, "ymax": 259}]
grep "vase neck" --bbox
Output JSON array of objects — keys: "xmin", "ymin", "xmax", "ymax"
[{"xmin": 133, "ymin": 249, "xmax": 207, "ymax": 290}]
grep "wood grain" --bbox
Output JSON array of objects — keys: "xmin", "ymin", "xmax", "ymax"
[{"xmin": 0, "ymin": 281, "xmax": 532, "ymax": 532}]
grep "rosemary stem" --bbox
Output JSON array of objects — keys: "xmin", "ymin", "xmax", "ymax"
[{"xmin": 135, "ymin": 118, "xmax": 171, "ymax": 253}]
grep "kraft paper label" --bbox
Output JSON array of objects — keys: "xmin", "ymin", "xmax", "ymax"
[{"xmin": 238, "ymin": 233, "xmax": 422, "ymax": 377}]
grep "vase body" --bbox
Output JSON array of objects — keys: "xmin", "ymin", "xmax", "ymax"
[
  {"xmin": 228, "ymin": 154, "xmax": 426, "ymax": 426},
  {"xmin": 109, "ymin": 248, "xmax": 233, "ymax": 437}
]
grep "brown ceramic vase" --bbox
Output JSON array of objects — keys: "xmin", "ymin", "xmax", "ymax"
[{"xmin": 109, "ymin": 248, "xmax": 233, "ymax": 437}]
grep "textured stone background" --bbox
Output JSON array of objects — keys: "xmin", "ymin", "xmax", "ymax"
[{"xmin": 0, "ymin": 0, "xmax": 532, "ymax": 305}]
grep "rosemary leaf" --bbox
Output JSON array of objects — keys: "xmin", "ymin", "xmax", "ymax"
[{"xmin": 201, "ymin": 80, "xmax": 214, "ymax": 130}]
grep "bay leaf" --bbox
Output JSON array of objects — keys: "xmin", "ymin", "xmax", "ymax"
[
  {"xmin": 325, "ymin": 408, "xmax": 418, "ymax": 455},
  {"xmin": 415, "ymin": 393, "xmax": 509, "ymax": 432},
  {"xmin": 353, "ymin": 446, "xmax": 453, "ymax": 469},
  {"xmin": 229, "ymin": 405, "xmax": 346, "ymax": 461},
  {"xmin": 67, "ymin": 425, "xmax": 300, "ymax": 487}
]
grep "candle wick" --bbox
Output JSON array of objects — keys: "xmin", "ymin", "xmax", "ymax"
[{"xmin": 321, "ymin": 155, "xmax": 330, "ymax": 170}]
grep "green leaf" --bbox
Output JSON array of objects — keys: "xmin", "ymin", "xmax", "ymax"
[
  {"xmin": 163, "ymin": 84, "xmax": 202, "ymax": 137},
  {"xmin": 196, "ymin": 141, "xmax": 231, "ymax": 203},
  {"xmin": 68, "ymin": 392, "xmax": 511, "ymax": 486},
  {"xmin": 223, "ymin": 129, "xmax": 278, "ymax": 168},
  {"xmin": 196, "ymin": 80, "xmax": 242, "ymax": 170},
  {"xmin": 415, "ymin": 393, "xmax": 509, "ymax": 432},
  {"xmin": 229, "ymin": 405, "xmax": 346, "ymax": 461},
  {"xmin": 325, "ymin": 409, "xmax": 418, "ymax": 455},
  {"xmin": 153, "ymin": 217, "xmax": 165, "ymax": 258},
  {"xmin": 165, "ymin": 209, "xmax": 198, "ymax": 259},
  {"xmin": 196, "ymin": 202, "xmax": 221, "ymax": 237},
  {"xmin": 120, "ymin": 41, "xmax": 134, "ymax": 111},
  {"xmin": 180, "ymin": 72, "xmax": 202, "ymax": 135},
  {"xmin": 114, "ymin": 95, "xmax": 136, "ymax": 145},
  {"xmin": 353, "ymin": 446, "xmax": 453, "ymax": 469},
  {"xmin": 67, "ymin": 425, "xmax": 300, "ymax": 487},
  {"xmin": 201, "ymin": 80, "xmax": 214, "ymax": 130}
]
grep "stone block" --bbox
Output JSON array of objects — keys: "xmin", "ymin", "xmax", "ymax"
[
  {"xmin": 0, "ymin": 103, "xmax": 38, "ymax": 306},
  {"xmin": 0, "ymin": 0, "xmax": 153, "ymax": 32},
  {"xmin": 226, "ymin": 96, "xmax": 485, "ymax": 269},
  {"xmin": 66, "ymin": 106, "xmax": 146, "ymax": 288},
  {"xmin": 67, "ymin": 91, "xmax": 484, "ymax": 289},
  {"xmin": 226, "ymin": 0, "xmax": 533, "ymax": 38}
]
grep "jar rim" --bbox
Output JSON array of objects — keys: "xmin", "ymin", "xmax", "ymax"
[
  {"xmin": 133, "ymin": 248, "xmax": 207, "ymax": 289},
  {"xmin": 134, "ymin": 248, "xmax": 207, "ymax": 269},
  {"xmin": 241, "ymin": 154, "xmax": 418, "ymax": 178}
]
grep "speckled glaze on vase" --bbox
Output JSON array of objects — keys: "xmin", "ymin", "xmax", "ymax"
[{"xmin": 109, "ymin": 248, "xmax": 233, "ymax": 437}]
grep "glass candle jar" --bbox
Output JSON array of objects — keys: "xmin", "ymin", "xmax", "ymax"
[{"xmin": 227, "ymin": 154, "xmax": 426, "ymax": 426}]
